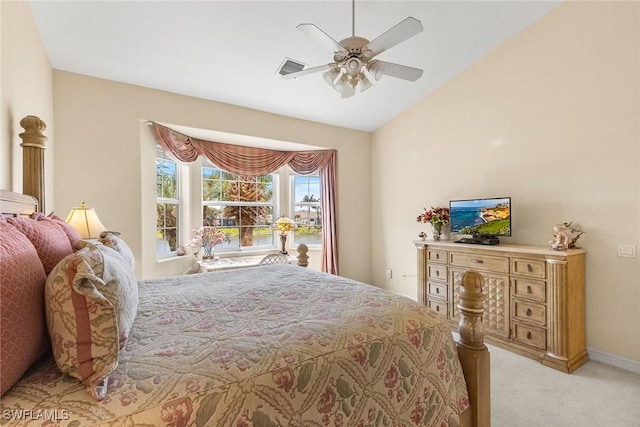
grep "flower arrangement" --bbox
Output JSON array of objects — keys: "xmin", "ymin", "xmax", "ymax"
[
  {"xmin": 416, "ymin": 207, "xmax": 450, "ymax": 240},
  {"xmin": 550, "ymin": 221, "xmax": 585, "ymax": 251},
  {"xmin": 187, "ymin": 223, "xmax": 231, "ymax": 259}
]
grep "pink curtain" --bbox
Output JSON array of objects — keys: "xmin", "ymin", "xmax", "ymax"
[{"xmin": 153, "ymin": 123, "xmax": 339, "ymax": 274}]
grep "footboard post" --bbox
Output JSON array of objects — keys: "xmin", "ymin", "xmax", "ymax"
[
  {"xmin": 456, "ymin": 270, "xmax": 491, "ymax": 427},
  {"xmin": 296, "ymin": 243, "xmax": 308, "ymax": 267}
]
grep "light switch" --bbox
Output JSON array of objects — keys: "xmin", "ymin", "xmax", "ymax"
[{"xmin": 617, "ymin": 244, "xmax": 637, "ymax": 258}]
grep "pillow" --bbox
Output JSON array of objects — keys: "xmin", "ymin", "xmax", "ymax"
[
  {"xmin": 6, "ymin": 216, "xmax": 73, "ymax": 274},
  {"xmin": 45, "ymin": 242, "xmax": 138, "ymax": 400},
  {"xmin": 98, "ymin": 231, "xmax": 135, "ymax": 274},
  {"xmin": 45, "ymin": 212, "xmax": 83, "ymax": 246},
  {"xmin": 0, "ymin": 221, "xmax": 49, "ymax": 396}
]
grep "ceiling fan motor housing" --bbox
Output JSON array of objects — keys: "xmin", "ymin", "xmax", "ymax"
[{"xmin": 335, "ymin": 36, "xmax": 374, "ymax": 78}]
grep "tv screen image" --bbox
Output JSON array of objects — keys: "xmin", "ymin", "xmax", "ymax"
[{"xmin": 449, "ymin": 197, "xmax": 511, "ymax": 237}]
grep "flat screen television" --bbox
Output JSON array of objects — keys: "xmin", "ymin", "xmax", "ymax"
[{"xmin": 449, "ymin": 197, "xmax": 511, "ymax": 245}]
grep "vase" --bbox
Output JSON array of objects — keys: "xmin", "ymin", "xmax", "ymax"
[
  {"xmin": 201, "ymin": 244, "xmax": 215, "ymax": 261},
  {"xmin": 432, "ymin": 225, "xmax": 442, "ymax": 241}
]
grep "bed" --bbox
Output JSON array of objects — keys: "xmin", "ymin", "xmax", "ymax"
[{"xmin": 0, "ymin": 116, "xmax": 490, "ymax": 426}]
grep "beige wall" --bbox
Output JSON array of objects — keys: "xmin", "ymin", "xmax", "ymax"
[
  {"xmin": 372, "ymin": 2, "xmax": 640, "ymax": 362},
  {"xmin": 1, "ymin": 0, "xmax": 54, "ymax": 205},
  {"xmin": 52, "ymin": 71, "xmax": 372, "ymax": 282}
]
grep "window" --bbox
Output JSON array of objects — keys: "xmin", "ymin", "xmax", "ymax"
[
  {"xmin": 202, "ymin": 162, "xmax": 276, "ymax": 251},
  {"xmin": 156, "ymin": 145, "xmax": 180, "ymax": 257},
  {"xmin": 155, "ymin": 146, "xmax": 323, "ymax": 258},
  {"xmin": 292, "ymin": 174, "xmax": 322, "ymax": 246}
]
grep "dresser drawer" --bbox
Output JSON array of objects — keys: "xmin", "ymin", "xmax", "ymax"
[
  {"xmin": 512, "ymin": 278, "xmax": 546, "ymax": 302},
  {"xmin": 427, "ymin": 249, "xmax": 447, "ymax": 264},
  {"xmin": 428, "ymin": 281, "xmax": 448, "ymax": 299},
  {"xmin": 427, "ymin": 264, "xmax": 448, "ymax": 281},
  {"xmin": 511, "ymin": 258, "xmax": 546, "ymax": 279},
  {"xmin": 427, "ymin": 299, "xmax": 448, "ymax": 317},
  {"xmin": 449, "ymin": 251, "xmax": 509, "ymax": 274},
  {"xmin": 512, "ymin": 299, "xmax": 546, "ymax": 326},
  {"xmin": 512, "ymin": 323, "xmax": 546, "ymax": 350}
]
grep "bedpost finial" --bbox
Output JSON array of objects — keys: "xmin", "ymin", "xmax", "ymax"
[
  {"xmin": 19, "ymin": 115, "xmax": 48, "ymax": 148},
  {"xmin": 296, "ymin": 243, "xmax": 309, "ymax": 267},
  {"xmin": 456, "ymin": 270, "xmax": 486, "ymax": 350}
]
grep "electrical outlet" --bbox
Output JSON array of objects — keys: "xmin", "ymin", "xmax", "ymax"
[
  {"xmin": 385, "ymin": 268, "xmax": 393, "ymax": 279},
  {"xmin": 617, "ymin": 244, "xmax": 637, "ymax": 258}
]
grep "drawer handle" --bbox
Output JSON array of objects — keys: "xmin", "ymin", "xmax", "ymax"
[
  {"xmin": 471, "ymin": 259, "xmax": 484, "ymax": 264},
  {"xmin": 527, "ymin": 285, "xmax": 532, "ymax": 294},
  {"xmin": 527, "ymin": 264, "xmax": 533, "ymax": 272},
  {"xmin": 436, "ymin": 288, "xmax": 440, "ymax": 294},
  {"xmin": 435, "ymin": 306, "xmax": 440, "ymax": 312},
  {"xmin": 526, "ymin": 308, "xmax": 532, "ymax": 316},
  {"xmin": 436, "ymin": 271, "xmax": 440, "ymax": 277},
  {"xmin": 527, "ymin": 332, "xmax": 532, "ymax": 340},
  {"xmin": 436, "ymin": 254, "xmax": 440, "ymax": 260}
]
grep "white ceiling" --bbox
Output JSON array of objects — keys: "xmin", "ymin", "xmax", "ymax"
[{"xmin": 29, "ymin": 0, "xmax": 561, "ymax": 132}]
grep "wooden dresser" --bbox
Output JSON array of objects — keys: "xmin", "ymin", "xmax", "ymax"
[{"xmin": 415, "ymin": 240, "xmax": 587, "ymax": 373}]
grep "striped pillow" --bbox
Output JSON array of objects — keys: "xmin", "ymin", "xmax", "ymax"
[{"xmin": 44, "ymin": 242, "xmax": 138, "ymax": 400}]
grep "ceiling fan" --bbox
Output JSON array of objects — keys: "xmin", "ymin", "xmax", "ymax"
[{"xmin": 281, "ymin": 0, "xmax": 424, "ymax": 98}]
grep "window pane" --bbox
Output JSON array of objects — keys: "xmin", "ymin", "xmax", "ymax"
[
  {"xmin": 202, "ymin": 167, "xmax": 276, "ymax": 251},
  {"xmin": 157, "ymin": 202, "xmax": 179, "ymax": 254},
  {"xmin": 156, "ymin": 160, "xmax": 178, "ymax": 199},
  {"xmin": 293, "ymin": 175, "xmax": 322, "ymax": 246},
  {"xmin": 156, "ymin": 144, "xmax": 180, "ymax": 258},
  {"xmin": 295, "ymin": 176, "xmax": 321, "ymax": 204}
]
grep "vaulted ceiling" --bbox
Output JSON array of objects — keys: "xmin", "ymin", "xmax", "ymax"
[{"xmin": 29, "ymin": 1, "xmax": 561, "ymax": 132}]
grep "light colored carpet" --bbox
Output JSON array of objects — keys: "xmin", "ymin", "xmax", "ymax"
[{"xmin": 489, "ymin": 343, "xmax": 640, "ymax": 426}]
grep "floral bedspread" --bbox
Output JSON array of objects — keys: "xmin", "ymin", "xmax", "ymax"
[{"xmin": 1, "ymin": 266, "xmax": 468, "ymax": 426}]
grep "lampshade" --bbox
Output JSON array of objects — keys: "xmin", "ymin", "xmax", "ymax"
[
  {"xmin": 323, "ymin": 67, "xmax": 340, "ymax": 85},
  {"xmin": 359, "ymin": 74, "xmax": 374, "ymax": 92},
  {"xmin": 273, "ymin": 216, "xmax": 298, "ymax": 234},
  {"xmin": 367, "ymin": 60, "xmax": 385, "ymax": 81},
  {"xmin": 65, "ymin": 202, "xmax": 107, "ymax": 239}
]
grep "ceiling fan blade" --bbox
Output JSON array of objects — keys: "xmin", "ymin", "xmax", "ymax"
[
  {"xmin": 365, "ymin": 17, "xmax": 423, "ymax": 57},
  {"xmin": 281, "ymin": 64, "xmax": 331, "ymax": 79},
  {"xmin": 376, "ymin": 61, "xmax": 423, "ymax": 82},
  {"xmin": 297, "ymin": 23, "xmax": 345, "ymax": 53}
]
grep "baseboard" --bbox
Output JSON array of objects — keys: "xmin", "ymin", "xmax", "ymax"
[{"xmin": 587, "ymin": 348, "xmax": 640, "ymax": 375}]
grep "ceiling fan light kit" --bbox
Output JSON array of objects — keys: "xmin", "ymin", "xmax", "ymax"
[{"xmin": 281, "ymin": 0, "xmax": 424, "ymax": 98}]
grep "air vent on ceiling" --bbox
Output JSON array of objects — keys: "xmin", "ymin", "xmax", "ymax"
[{"xmin": 277, "ymin": 58, "xmax": 306, "ymax": 76}]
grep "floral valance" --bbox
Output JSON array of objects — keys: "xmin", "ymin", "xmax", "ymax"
[{"xmin": 152, "ymin": 123, "xmax": 335, "ymax": 177}]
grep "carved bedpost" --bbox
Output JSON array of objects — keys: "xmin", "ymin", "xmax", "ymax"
[
  {"xmin": 456, "ymin": 270, "xmax": 491, "ymax": 427},
  {"xmin": 296, "ymin": 243, "xmax": 309, "ymax": 267},
  {"xmin": 19, "ymin": 116, "xmax": 48, "ymax": 213}
]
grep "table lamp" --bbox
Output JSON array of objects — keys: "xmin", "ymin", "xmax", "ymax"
[
  {"xmin": 65, "ymin": 201, "xmax": 107, "ymax": 239},
  {"xmin": 273, "ymin": 216, "xmax": 298, "ymax": 254}
]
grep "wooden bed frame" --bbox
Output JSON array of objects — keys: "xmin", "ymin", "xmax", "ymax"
[{"xmin": 3, "ymin": 116, "xmax": 491, "ymax": 426}]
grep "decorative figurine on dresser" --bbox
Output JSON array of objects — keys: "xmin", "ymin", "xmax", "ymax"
[{"xmin": 415, "ymin": 239, "xmax": 587, "ymax": 373}]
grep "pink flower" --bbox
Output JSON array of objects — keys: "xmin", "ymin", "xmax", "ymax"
[
  {"xmin": 407, "ymin": 327, "xmax": 422, "ymax": 349},
  {"xmin": 272, "ymin": 367, "xmax": 295, "ymax": 393},
  {"xmin": 437, "ymin": 349, "xmax": 446, "ymax": 371},
  {"xmin": 120, "ymin": 391, "xmax": 138, "ymax": 407},
  {"xmin": 317, "ymin": 385, "xmax": 337, "ymax": 414},
  {"xmin": 160, "ymin": 397, "xmax": 193, "ymax": 427},
  {"xmin": 459, "ymin": 395, "xmax": 470, "ymax": 412},
  {"xmin": 348, "ymin": 345, "xmax": 368, "ymax": 366},
  {"xmin": 411, "ymin": 401, "xmax": 425, "ymax": 424},
  {"xmin": 384, "ymin": 365, "xmax": 399, "ymax": 389},
  {"xmin": 185, "ymin": 380, "xmax": 200, "ymax": 393},
  {"xmin": 416, "ymin": 206, "xmax": 450, "ymax": 227}
]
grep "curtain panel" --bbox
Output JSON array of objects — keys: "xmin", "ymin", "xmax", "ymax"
[{"xmin": 152, "ymin": 123, "xmax": 338, "ymax": 274}]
